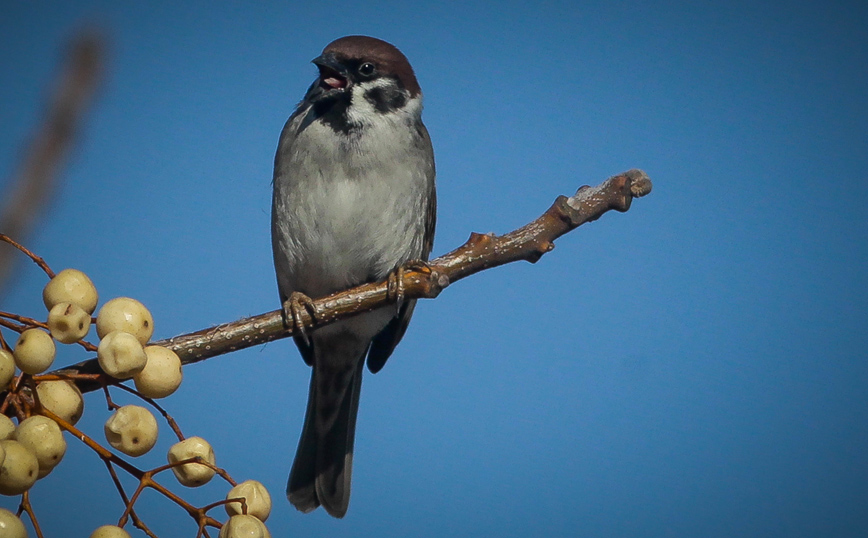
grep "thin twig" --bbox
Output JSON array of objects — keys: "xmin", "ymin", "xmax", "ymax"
[
  {"xmin": 41, "ymin": 407, "xmax": 224, "ymax": 531},
  {"xmin": 0, "ymin": 311, "xmax": 49, "ymax": 330},
  {"xmin": 0, "ymin": 234, "xmax": 56, "ymax": 279},
  {"xmin": 18, "ymin": 490, "xmax": 45, "ymax": 538},
  {"xmin": 102, "ymin": 460, "xmax": 159, "ymax": 538},
  {"xmin": 112, "ymin": 382, "xmax": 186, "ymax": 441},
  {"xmin": 0, "ymin": 317, "xmax": 30, "ymax": 334}
]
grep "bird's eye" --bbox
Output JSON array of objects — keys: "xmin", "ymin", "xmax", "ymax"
[{"xmin": 358, "ymin": 62, "xmax": 376, "ymax": 76}]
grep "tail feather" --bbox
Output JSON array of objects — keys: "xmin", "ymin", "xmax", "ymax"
[
  {"xmin": 286, "ymin": 372, "xmax": 319, "ymax": 513},
  {"xmin": 288, "ymin": 343, "xmax": 366, "ymax": 518}
]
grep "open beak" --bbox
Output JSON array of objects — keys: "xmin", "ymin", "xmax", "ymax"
[{"xmin": 312, "ymin": 53, "xmax": 349, "ymax": 90}]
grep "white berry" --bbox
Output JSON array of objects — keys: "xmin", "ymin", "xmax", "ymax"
[
  {"xmin": 15, "ymin": 415, "xmax": 66, "ymax": 478},
  {"xmin": 97, "ymin": 331, "xmax": 147, "ymax": 379},
  {"xmin": 96, "ymin": 297, "xmax": 154, "ymax": 344},
  {"xmin": 0, "ymin": 440, "xmax": 38, "ymax": 495},
  {"xmin": 219, "ymin": 514, "xmax": 271, "ymax": 538},
  {"xmin": 225, "ymin": 479, "xmax": 272, "ymax": 521},
  {"xmin": 0, "ymin": 507, "xmax": 28, "ymax": 538},
  {"xmin": 133, "ymin": 345, "xmax": 183, "ymax": 399},
  {"xmin": 36, "ymin": 379, "xmax": 84, "ymax": 425},
  {"xmin": 104, "ymin": 405, "xmax": 158, "ymax": 457},
  {"xmin": 0, "ymin": 349, "xmax": 15, "ymax": 391},
  {"xmin": 13, "ymin": 329, "xmax": 56, "ymax": 374},
  {"xmin": 168, "ymin": 436, "xmax": 216, "ymax": 487},
  {"xmin": 47, "ymin": 302, "xmax": 92, "ymax": 344},
  {"xmin": 43, "ymin": 268, "xmax": 99, "ymax": 314},
  {"xmin": 90, "ymin": 525, "xmax": 132, "ymax": 538},
  {"xmin": 0, "ymin": 350, "xmax": 15, "ymax": 388},
  {"xmin": 0, "ymin": 415, "xmax": 15, "ymax": 441}
]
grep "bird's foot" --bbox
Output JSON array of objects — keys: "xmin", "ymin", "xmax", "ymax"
[
  {"xmin": 282, "ymin": 291, "xmax": 318, "ymax": 346},
  {"xmin": 386, "ymin": 260, "xmax": 432, "ymax": 312}
]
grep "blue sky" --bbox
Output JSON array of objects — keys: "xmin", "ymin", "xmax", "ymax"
[{"xmin": 1, "ymin": 1, "xmax": 867, "ymax": 537}]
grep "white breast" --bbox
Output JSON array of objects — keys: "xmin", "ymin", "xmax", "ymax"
[{"xmin": 272, "ymin": 95, "xmax": 430, "ymax": 299}]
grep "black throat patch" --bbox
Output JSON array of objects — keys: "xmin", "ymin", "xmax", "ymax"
[{"xmin": 312, "ymin": 92, "xmax": 355, "ymax": 135}]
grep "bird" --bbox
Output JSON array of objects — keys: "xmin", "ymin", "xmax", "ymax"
[{"xmin": 271, "ymin": 35, "xmax": 436, "ymax": 518}]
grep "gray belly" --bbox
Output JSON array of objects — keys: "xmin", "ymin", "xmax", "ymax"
[{"xmin": 275, "ymin": 175, "xmax": 424, "ymax": 299}]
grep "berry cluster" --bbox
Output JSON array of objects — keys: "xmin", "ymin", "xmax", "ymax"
[{"xmin": 1, "ymin": 255, "xmax": 272, "ymax": 538}]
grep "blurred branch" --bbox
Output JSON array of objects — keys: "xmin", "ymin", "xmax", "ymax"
[
  {"xmin": 50, "ymin": 169, "xmax": 652, "ymax": 393},
  {"xmin": 0, "ymin": 30, "xmax": 106, "ymax": 296}
]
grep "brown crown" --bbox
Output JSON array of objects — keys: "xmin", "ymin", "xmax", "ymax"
[{"xmin": 322, "ymin": 35, "xmax": 421, "ymax": 96}]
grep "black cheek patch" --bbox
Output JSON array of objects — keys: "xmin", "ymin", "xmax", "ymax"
[{"xmin": 365, "ymin": 85, "xmax": 408, "ymax": 113}]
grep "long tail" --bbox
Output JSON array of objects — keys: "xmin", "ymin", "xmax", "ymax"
[{"xmin": 287, "ymin": 343, "xmax": 366, "ymax": 518}]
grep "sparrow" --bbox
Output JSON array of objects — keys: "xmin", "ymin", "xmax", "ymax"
[{"xmin": 271, "ymin": 36, "xmax": 436, "ymax": 518}]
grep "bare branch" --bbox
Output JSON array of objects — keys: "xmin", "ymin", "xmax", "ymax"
[
  {"xmin": 0, "ymin": 30, "xmax": 105, "ymax": 295},
  {"xmin": 46, "ymin": 169, "xmax": 651, "ymax": 394}
]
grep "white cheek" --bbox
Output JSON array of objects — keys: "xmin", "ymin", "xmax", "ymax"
[
  {"xmin": 346, "ymin": 79, "xmax": 388, "ymax": 125},
  {"xmin": 345, "ymin": 79, "xmax": 423, "ymax": 126}
]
